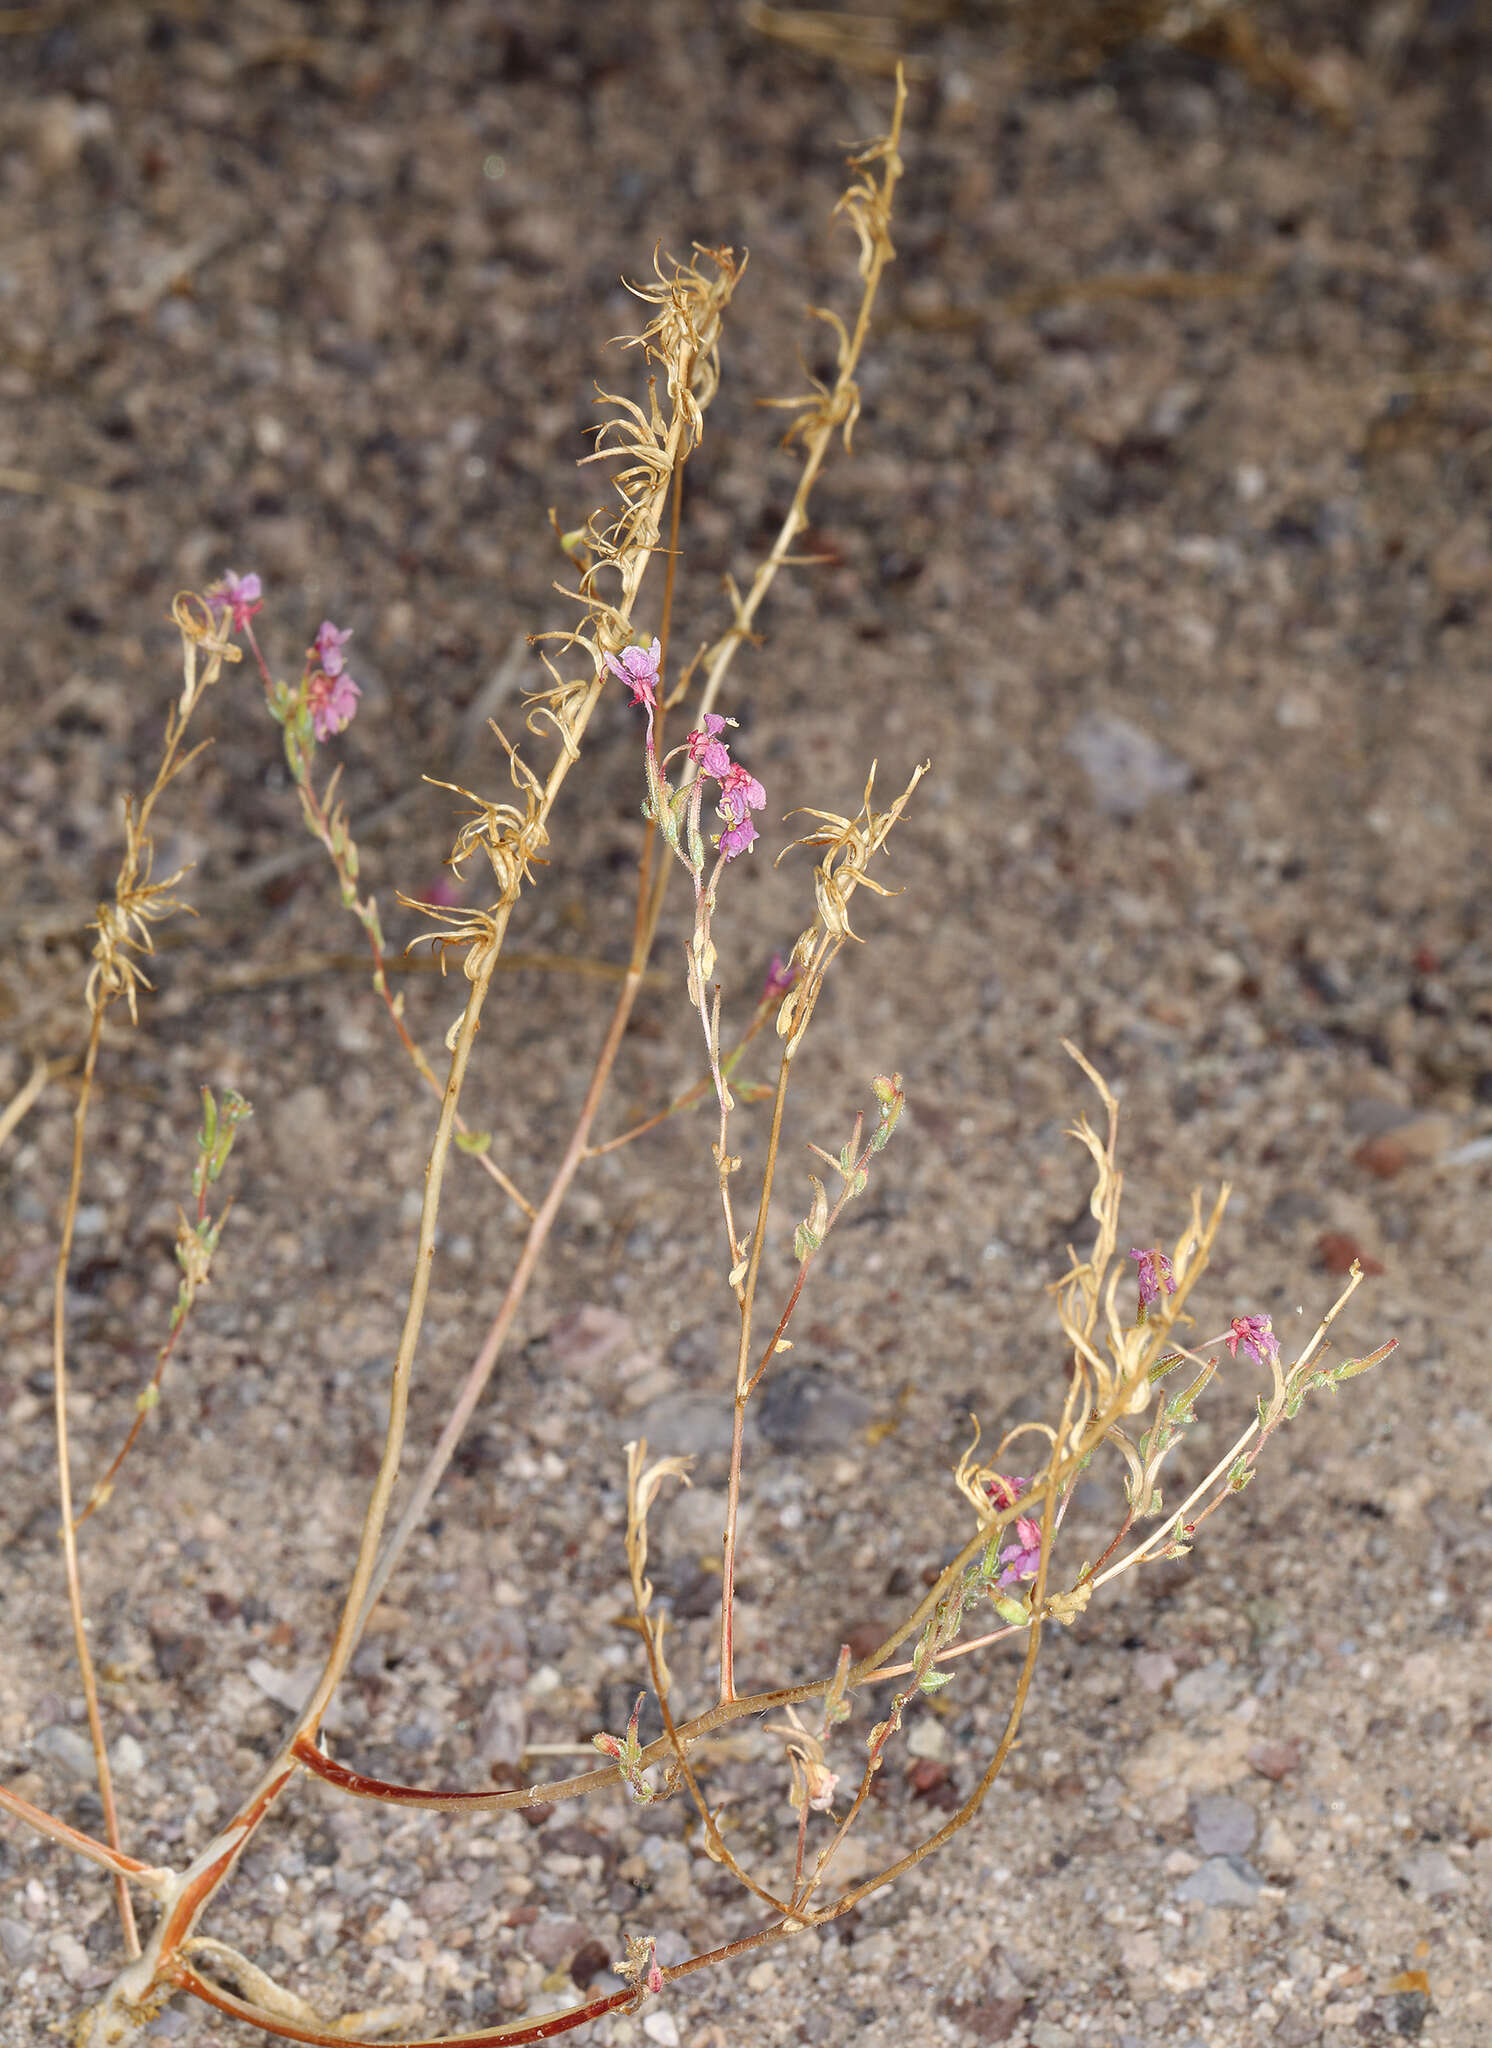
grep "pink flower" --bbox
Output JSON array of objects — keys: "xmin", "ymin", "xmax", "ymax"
[
  {"xmin": 313, "ymin": 619, "xmax": 353, "ymax": 676},
  {"xmin": 998, "ymin": 1513, "xmax": 1044, "ymax": 1587},
  {"xmin": 1130, "ymin": 1247, "xmax": 1176, "ymax": 1315},
  {"xmin": 761, "ymin": 952, "xmax": 797, "ymax": 1002},
  {"xmin": 686, "ymin": 713, "xmax": 733, "ymax": 780},
  {"xmin": 306, "ymin": 667, "xmax": 361, "ymax": 740},
  {"xmin": 719, "ymin": 761, "xmax": 766, "ymax": 823},
  {"xmin": 1226, "ymin": 1315, "xmax": 1279, "ymax": 1367},
  {"xmin": 604, "ymin": 636, "xmax": 661, "ymax": 710},
  {"xmin": 206, "ymin": 570, "xmax": 263, "ymax": 633},
  {"xmin": 717, "ymin": 813, "xmax": 758, "ymax": 860}
]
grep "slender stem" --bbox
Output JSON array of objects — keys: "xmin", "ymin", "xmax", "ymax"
[
  {"xmin": 303, "ymin": 959, "xmax": 500, "ymax": 1727},
  {"xmin": 582, "ymin": 999, "xmax": 774, "ymax": 1157},
  {"xmin": 172, "ymin": 1952, "xmax": 636, "ymax": 2043},
  {"xmin": 0, "ymin": 1052, "xmax": 60, "ymax": 1151},
  {"xmin": 692, "ymin": 75, "xmax": 906, "ymax": 727},
  {"xmin": 634, "ymin": 1608, "xmax": 793, "ymax": 1919},
  {"xmin": 74, "ymin": 1171, "xmax": 222, "ymax": 1529},
  {"xmin": 0, "ymin": 1781, "xmax": 172, "ymax": 1893},
  {"xmin": 51, "ymin": 1007, "xmax": 139, "ymax": 1956},
  {"xmin": 719, "ymin": 1049, "xmax": 793, "ymax": 1703},
  {"xmin": 356, "ymin": 953, "xmax": 651, "ymax": 1629},
  {"xmin": 242, "ymin": 623, "xmax": 534, "ymax": 1221}
]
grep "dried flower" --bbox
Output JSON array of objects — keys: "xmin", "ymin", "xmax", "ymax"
[
  {"xmin": 604, "ymin": 635, "xmax": 662, "ymax": 710},
  {"xmin": 306, "ymin": 667, "xmax": 361, "ymax": 741},
  {"xmin": 206, "ymin": 570, "xmax": 263, "ymax": 634},
  {"xmin": 312, "ymin": 619, "xmax": 354, "ymax": 676},
  {"xmin": 1226, "ymin": 1314, "xmax": 1279, "ymax": 1366},
  {"xmin": 983, "ymin": 1473, "xmax": 1029, "ymax": 1511},
  {"xmin": 1130, "ymin": 1246, "xmax": 1176, "ymax": 1315}
]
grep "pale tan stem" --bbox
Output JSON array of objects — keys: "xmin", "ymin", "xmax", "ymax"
[
  {"xmin": 719, "ymin": 1049, "xmax": 793, "ymax": 1703},
  {"xmin": 357, "ymin": 953, "xmax": 652, "ymax": 1627},
  {"xmin": 51, "ymin": 1008, "xmax": 139, "ymax": 1956}
]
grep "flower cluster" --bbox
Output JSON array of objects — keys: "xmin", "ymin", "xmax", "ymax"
[
  {"xmin": 676, "ymin": 711, "xmax": 765, "ymax": 861},
  {"xmin": 205, "ymin": 575, "xmax": 361, "ymax": 743},
  {"xmin": 305, "ymin": 618, "xmax": 361, "ymax": 741},
  {"xmin": 606, "ymin": 633, "xmax": 765, "ymax": 863}
]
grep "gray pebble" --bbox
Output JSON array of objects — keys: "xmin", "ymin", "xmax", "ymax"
[
  {"xmin": 0, "ymin": 1917, "xmax": 37, "ymax": 1967},
  {"xmin": 1190, "ymin": 1792, "xmax": 1256, "ymax": 1857},
  {"xmin": 1398, "ymin": 1848, "xmax": 1467, "ymax": 1899},
  {"xmin": 752, "ymin": 1366, "xmax": 872, "ymax": 1453},
  {"xmin": 1064, "ymin": 712, "xmax": 1192, "ymax": 818},
  {"xmin": 32, "ymin": 1722, "xmax": 97, "ymax": 1781},
  {"xmin": 633, "ymin": 1391, "xmax": 736, "ymax": 1457},
  {"xmin": 1174, "ymin": 1855, "xmax": 1266, "ymax": 1908},
  {"xmin": 1170, "ymin": 1660, "xmax": 1241, "ymax": 1716},
  {"xmin": 526, "ymin": 1916, "xmax": 588, "ymax": 1966}
]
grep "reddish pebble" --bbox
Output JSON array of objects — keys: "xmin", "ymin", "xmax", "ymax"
[
  {"xmin": 1316, "ymin": 1232, "xmax": 1385, "ymax": 1277},
  {"xmin": 1248, "ymin": 1738, "xmax": 1304, "ymax": 1781}
]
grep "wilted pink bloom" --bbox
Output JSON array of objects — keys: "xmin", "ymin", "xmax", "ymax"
[
  {"xmin": 983, "ymin": 1473, "xmax": 1029, "ymax": 1511},
  {"xmin": 719, "ymin": 761, "xmax": 766, "ymax": 823},
  {"xmin": 207, "ymin": 570, "xmax": 263, "ymax": 633},
  {"xmin": 761, "ymin": 952, "xmax": 797, "ymax": 1002},
  {"xmin": 646, "ymin": 1959, "xmax": 664, "ymax": 1997},
  {"xmin": 686, "ymin": 713, "xmax": 733, "ymax": 780},
  {"xmin": 717, "ymin": 813, "xmax": 758, "ymax": 860},
  {"xmin": 1226, "ymin": 1315, "xmax": 1279, "ymax": 1367},
  {"xmin": 998, "ymin": 1513, "xmax": 1044, "ymax": 1586},
  {"xmin": 313, "ymin": 619, "xmax": 353, "ymax": 676},
  {"xmin": 306, "ymin": 667, "xmax": 361, "ymax": 741},
  {"xmin": 603, "ymin": 635, "xmax": 661, "ymax": 710},
  {"xmin": 1130, "ymin": 1247, "xmax": 1176, "ymax": 1314}
]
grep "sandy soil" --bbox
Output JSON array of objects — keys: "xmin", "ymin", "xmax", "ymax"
[{"xmin": 2, "ymin": 6, "xmax": 1490, "ymax": 2046}]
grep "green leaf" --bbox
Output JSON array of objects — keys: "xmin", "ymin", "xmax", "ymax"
[{"xmin": 455, "ymin": 1129, "xmax": 493, "ymax": 1155}]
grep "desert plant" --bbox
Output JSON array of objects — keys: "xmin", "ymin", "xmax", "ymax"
[{"xmin": 0, "ymin": 70, "xmax": 1393, "ymax": 2048}]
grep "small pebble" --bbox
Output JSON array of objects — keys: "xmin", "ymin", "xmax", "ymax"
[
  {"xmin": 1174, "ymin": 1855, "xmax": 1265, "ymax": 1907},
  {"xmin": 32, "ymin": 1723, "xmax": 97, "ymax": 1781},
  {"xmin": 1064, "ymin": 712, "xmax": 1192, "ymax": 818},
  {"xmin": 1170, "ymin": 1660, "xmax": 1240, "ymax": 1716},
  {"xmin": 1397, "ymin": 1848, "xmax": 1467, "ymax": 1899},
  {"xmin": 641, "ymin": 2014, "xmax": 679, "ymax": 2047},
  {"xmin": 546, "ymin": 1304, "xmax": 634, "ymax": 1372},
  {"xmin": 753, "ymin": 1366, "xmax": 873, "ymax": 1453},
  {"xmin": 1190, "ymin": 1792, "xmax": 1256, "ymax": 1857},
  {"xmin": 0, "ymin": 1917, "xmax": 37, "ymax": 1967}
]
